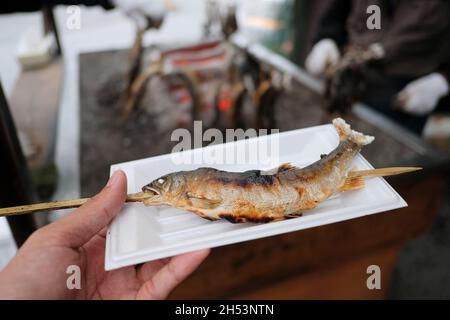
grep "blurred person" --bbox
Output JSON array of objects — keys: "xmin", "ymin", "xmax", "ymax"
[
  {"xmin": 0, "ymin": 171, "xmax": 209, "ymax": 299},
  {"xmin": 305, "ymin": 0, "xmax": 450, "ymax": 135}
]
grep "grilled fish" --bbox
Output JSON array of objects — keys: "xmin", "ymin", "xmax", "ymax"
[{"xmin": 141, "ymin": 118, "xmax": 374, "ymax": 223}]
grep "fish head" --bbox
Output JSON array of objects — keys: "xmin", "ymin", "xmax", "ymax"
[{"xmin": 142, "ymin": 172, "xmax": 186, "ymax": 204}]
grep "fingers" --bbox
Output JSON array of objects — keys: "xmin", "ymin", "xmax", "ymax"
[
  {"xmin": 136, "ymin": 249, "xmax": 210, "ymax": 300},
  {"xmin": 305, "ymin": 39, "xmax": 340, "ymax": 76},
  {"xmin": 393, "ymin": 73, "xmax": 448, "ymax": 116},
  {"xmin": 136, "ymin": 259, "xmax": 167, "ymax": 282},
  {"xmin": 40, "ymin": 171, "xmax": 127, "ymax": 248},
  {"xmin": 393, "ymin": 90, "xmax": 409, "ymax": 111},
  {"xmin": 394, "ymin": 89, "xmax": 428, "ymax": 115}
]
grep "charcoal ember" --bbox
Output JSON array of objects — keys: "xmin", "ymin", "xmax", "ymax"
[{"xmin": 138, "ymin": 77, "xmax": 192, "ymax": 131}]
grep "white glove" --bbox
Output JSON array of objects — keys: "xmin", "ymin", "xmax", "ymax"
[
  {"xmin": 395, "ymin": 73, "xmax": 449, "ymax": 116},
  {"xmin": 305, "ymin": 39, "xmax": 341, "ymax": 76},
  {"xmin": 112, "ymin": 0, "xmax": 166, "ymax": 30}
]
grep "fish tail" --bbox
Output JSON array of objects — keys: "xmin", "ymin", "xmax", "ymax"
[
  {"xmin": 332, "ymin": 118, "xmax": 374, "ymax": 146},
  {"xmin": 339, "ymin": 176, "xmax": 365, "ymax": 192}
]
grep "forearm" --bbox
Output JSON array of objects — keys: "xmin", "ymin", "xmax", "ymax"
[
  {"xmin": 314, "ymin": 0, "xmax": 351, "ymax": 48},
  {"xmin": 381, "ymin": 1, "xmax": 449, "ymax": 62}
]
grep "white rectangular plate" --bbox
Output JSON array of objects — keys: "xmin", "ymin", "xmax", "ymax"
[{"xmin": 105, "ymin": 124, "xmax": 406, "ymax": 270}]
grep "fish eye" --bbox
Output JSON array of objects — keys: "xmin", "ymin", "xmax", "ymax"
[{"xmin": 157, "ymin": 178, "xmax": 165, "ymax": 185}]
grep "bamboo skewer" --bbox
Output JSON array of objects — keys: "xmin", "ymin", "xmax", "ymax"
[
  {"xmin": 0, "ymin": 167, "xmax": 421, "ymax": 218},
  {"xmin": 0, "ymin": 192, "xmax": 151, "ymax": 218},
  {"xmin": 348, "ymin": 167, "xmax": 422, "ymax": 178}
]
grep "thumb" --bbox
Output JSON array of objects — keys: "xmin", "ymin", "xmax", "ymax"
[
  {"xmin": 392, "ymin": 89, "xmax": 409, "ymax": 111},
  {"xmin": 42, "ymin": 171, "xmax": 127, "ymax": 248}
]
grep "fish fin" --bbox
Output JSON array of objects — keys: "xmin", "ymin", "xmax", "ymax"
[
  {"xmin": 260, "ymin": 163, "xmax": 296, "ymax": 175},
  {"xmin": 348, "ymin": 167, "xmax": 422, "ymax": 179},
  {"xmin": 339, "ymin": 177, "xmax": 365, "ymax": 192},
  {"xmin": 187, "ymin": 209, "xmax": 221, "ymax": 221},
  {"xmin": 278, "ymin": 163, "xmax": 296, "ymax": 172},
  {"xmin": 187, "ymin": 194, "xmax": 221, "ymax": 209},
  {"xmin": 197, "ymin": 213, "xmax": 221, "ymax": 221},
  {"xmin": 332, "ymin": 118, "xmax": 374, "ymax": 146},
  {"xmin": 285, "ymin": 212, "xmax": 303, "ymax": 219}
]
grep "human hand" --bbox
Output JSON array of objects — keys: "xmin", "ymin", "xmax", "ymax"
[
  {"xmin": 305, "ymin": 38, "xmax": 341, "ymax": 76},
  {"xmin": 0, "ymin": 171, "xmax": 209, "ymax": 300},
  {"xmin": 394, "ymin": 73, "xmax": 449, "ymax": 116},
  {"xmin": 112, "ymin": 0, "xmax": 166, "ymax": 30}
]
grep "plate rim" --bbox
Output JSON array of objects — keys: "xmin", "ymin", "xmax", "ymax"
[{"xmin": 105, "ymin": 124, "xmax": 407, "ymax": 270}]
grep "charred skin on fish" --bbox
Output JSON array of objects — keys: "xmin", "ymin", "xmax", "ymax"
[{"xmin": 142, "ymin": 118, "xmax": 374, "ymax": 223}]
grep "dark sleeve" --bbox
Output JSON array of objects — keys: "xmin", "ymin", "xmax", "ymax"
[
  {"xmin": 436, "ymin": 59, "xmax": 450, "ymax": 111},
  {"xmin": 314, "ymin": 0, "xmax": 352, "ymax": 48},
  {"xmin": 382, "ymin": 1, "xmax": 449, "ymax": 61},
  {"xmin": 0, "ymin": 1, "xmax": 114, "ymax": 13},
  {"xmin": 439, "ymin": 60, "xmax": 450, "ymax": 83}
]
